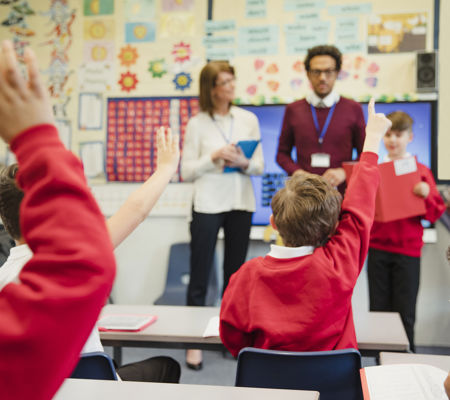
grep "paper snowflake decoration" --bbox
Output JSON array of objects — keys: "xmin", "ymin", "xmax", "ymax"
[
  {"xmin": 173, "ymin": 72, "xmax": 192, "ymax": 91},
  {"xmin": 118, "ymin": 71, "xmax": 138, "ymax": 92},
  {"xmin": 172, "ymin": 41, "xmax": 191, "ymax": 63},
  {"xmin": 118, "ymin": 45, "xmax": 138, "ymax": 67},
  {"xmin": 148, "ymin": 58, "xmax": 167, "ymax": 78}
]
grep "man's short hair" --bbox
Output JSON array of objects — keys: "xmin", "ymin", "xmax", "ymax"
[
  {"xmin": 386, "ymin": 111, "xmax": 414, "ymax": 132},
  {"xmin": 304, "ymin": 45, "xmax": 342, "ymax": 72},
  {"xmin": 0, "ymin": 164, "xmax": 23, "ymax": 240},
  {"xmin": 271, "ymin": 173, "xmax": 342, "ymax": 248}
]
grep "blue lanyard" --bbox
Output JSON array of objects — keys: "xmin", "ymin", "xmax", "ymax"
[
  {"xmin": 310, "ymin": 103, "xmax": 336, "ymax": 144},
  {"xmin": 212, "ymin": 116, "xmax": 234, "ymax": 144}
]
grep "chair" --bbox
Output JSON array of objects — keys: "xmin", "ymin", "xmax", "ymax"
[
  {"xmin": 154, "ymin": 242, "xmax": 219, "ymax": 306},
  {"xmin": 235, "ymin": 347, "xmax": 364, "ymax": 400},
  {"xmin": 71, "ymin": 351, "xmax": 118, "ymax": 380}
]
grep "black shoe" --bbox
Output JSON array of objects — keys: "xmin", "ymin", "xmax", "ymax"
[{"xmin": 186, "ymin": 361, "xmax": 203, "ymax": 371}]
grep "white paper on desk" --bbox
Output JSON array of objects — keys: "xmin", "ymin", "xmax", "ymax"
[
  {"xmin": 363, "ymin": 364, "xmax": 447, "ymax": 399},
  {"xmin": 203, "ymin": 316, "xmax": 220, "ymax": 337}
]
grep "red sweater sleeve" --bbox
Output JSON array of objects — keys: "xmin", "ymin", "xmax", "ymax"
[
  {"xmin": 276, "ymin": 104, "xmax": 300, "ymax": 175},
  {"xmin": 0, "ymin": 125, "xmax": 116, "ymax": 400},
  {"xmin": 421, "ymin": 166, "xmax": 446, "ymax": 222}
]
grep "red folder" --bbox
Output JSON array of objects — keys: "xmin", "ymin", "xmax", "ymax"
[{"xmin": 343, "ymin": 157, "xmax": 426, "ymax": 223}]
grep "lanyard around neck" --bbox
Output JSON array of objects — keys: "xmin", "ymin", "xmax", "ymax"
[
  {"xmin": 310, "ymin": 103, "xmax": 336, "ymax": 144},
  {"xmin": 212, "ymin": 115, "xmax": 234, "ymax": 144}
]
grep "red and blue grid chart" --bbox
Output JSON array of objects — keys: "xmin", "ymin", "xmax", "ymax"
[{"xmin": 106, "ymin": 96, "xmax": 199, "ymax": 182}]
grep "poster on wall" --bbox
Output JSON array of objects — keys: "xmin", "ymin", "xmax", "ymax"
[
  {"xmin": 106, "ymin": 97, "xmax": 199, "ymax": 182},
  {"xmin": 367, "ymin": 13, "xmax": 427, "ymax": 54}
]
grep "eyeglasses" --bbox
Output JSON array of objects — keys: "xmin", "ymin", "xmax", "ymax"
[
  {"xmin": 308, "ymin": 69, "xmax": 337, "ymax": 78},
  {"xmin": 215, "ymin": 77, "xmax": 236, "ymax": 87}
]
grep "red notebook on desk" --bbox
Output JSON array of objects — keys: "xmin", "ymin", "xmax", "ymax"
[
  {"xmin": 97, "ymin": 314, "xmax": 157, "ymax": 332},
  {"xmin": 343, "ymin": 157, "xmax": 426, "ymax": 223}
]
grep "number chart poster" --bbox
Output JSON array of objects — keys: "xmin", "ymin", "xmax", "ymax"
[{"xmin": 106, "ymin": 96, "xmax": 199, "ymax": 182}]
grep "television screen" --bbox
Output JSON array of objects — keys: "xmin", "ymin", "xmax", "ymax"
[{"xmin": 240, "ymin": 101, "xmax": 435, "ymax": 226}]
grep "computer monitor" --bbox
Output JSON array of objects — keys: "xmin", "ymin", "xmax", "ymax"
[{"xmin": 240, "ymin": 101, "xmax": 436, "ymax": 226}]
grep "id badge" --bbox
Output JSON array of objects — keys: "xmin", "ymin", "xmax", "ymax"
[{"xmin": 311, "ymin": 153, "xmax": 330, "ymax": 168}]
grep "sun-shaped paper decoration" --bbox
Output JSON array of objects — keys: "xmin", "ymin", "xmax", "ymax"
[
  {"xmin": 118, "ymin": 71, "xmax": 138, "ymax": 92},
  {"xmin": 133, "ymin": 24, "xmax": 148, "ymax": 40},
  {"xmin": 91, "ymin": 44, "xmax": 108, "ymax": 61},
  {"xmin": 173, "ymin": 72, "xmax": 192, "ymax": 91},
  {"xmin": 148, "ymin": 58, "xmax": 167, "ymax": 78},
  {"xmin": 118, "ymin": 45, "xmax": 139, "ymax": 67},
  {"xmin": 89, "ymin": 21, "xmax": 107, "ymax": 39},
  {"xmin": 171, "ymin": 42, "xmax": 191, "ymax": 63}
]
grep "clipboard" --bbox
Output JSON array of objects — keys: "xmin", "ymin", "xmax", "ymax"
[
  {"xmin": 97, "ymin": 314, "xmax": 157, "ymax": 332},
  {"xmin": 224, "ymin": 139, "xmax": 259, "ymax": 173}
]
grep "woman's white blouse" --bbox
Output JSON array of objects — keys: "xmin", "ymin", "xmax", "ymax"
[{"xmin": 181, "ymin": 106, "xmax": 264, "ymax": 214}]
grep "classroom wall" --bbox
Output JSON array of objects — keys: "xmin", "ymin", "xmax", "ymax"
[{"xmin": 0, "ymin": 0, "xmax": 448, "ymax": 347}]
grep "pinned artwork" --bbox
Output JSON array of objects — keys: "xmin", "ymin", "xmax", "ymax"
[
  {"xmin": 84, "ymin": 19, "xmax": 114, "ymax": 40},
  {"xmin": 162, "ymin": 0, "xmax": 194, "ymax": 12},
  {"xmin": 159, "ymin": 14, "xmax": 196, "ymax": 37},
  {"xmin": 84, "ymin": 40, "xmax": 114, "ymax": 62},
  {"xmin": 118, "ymin": 44, "xmax": 139, "ymax": 67},
  {"xmin": 246, "ymin": 84, "xmax": 257, "ymax": 95},
  {"xmin": 79, "ymin": 62, "xmax": 115, "ymax": 92},
  {"xmin": 266, "ymin": 80, "xmax": 279, "ymax": 92},
  {"xmin": 173, "ymin": 72, "xmax": 192, "ymax": 91},
  {"xmin": 265, "ymin": 63, "xmax": 279, "ymax": 74},
  {"xmin": 83, "ymin": 0, "xmax": 114, "ymax": 16},
  {"xmin": 125, "ymin": 0, "xmax": 155, "ymax": 20},
  {"xmin": 364, "ymin": 76, "xmax": 378, "ymax": 88},
  {"xmin": 254, "ymin": 59, "xmax": 264, "ymax": 70},
  {"xmin": 118, "ymin": 71, "xmax": 138, "ymax": 92},
  {"xmin": 172, "ymin": 41, "xmax": 191, "ymax": 63},
  {"xmin": 292, "ymin": 60, "xmax": 304, "ymax": 73},
  {"xmin": 148, "ymin": 58, "xmax": 168, "ymax": 78},
  {"xmin": 290, "ymin": 78, "xmax": 303, "ymax": 90},
  {"xmin": 125, "ymin": 22, "xmax": 155, "ymax": 43}
]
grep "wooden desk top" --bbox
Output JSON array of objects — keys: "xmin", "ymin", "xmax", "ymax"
[
  {"xmin": 53, "ymin": 379, "xmax": 320, "ymax": 400},
  {"xmin": 100, "ymin": 305, "xmax": 410, "ymax": 352},
  {"xmin": 380, "ymin": 351, "xmax": 450, "ymax": 371}
]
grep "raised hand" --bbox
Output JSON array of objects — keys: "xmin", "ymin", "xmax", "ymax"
[
  {"xmin": 155, "ymin": 126, "xmax": 180, "ymax": 178},
  {"xmin": 0, "ymin": 40, "xmax": 54, "ymax": 143},
  {"xmin": 363, "ymin": 97, "xmax": 392, "ymax": 154}
]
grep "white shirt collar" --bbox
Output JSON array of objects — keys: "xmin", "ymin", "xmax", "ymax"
[
  {"xmin": 382, "ymin": 152, "xmax": 412, "ymax": 162},
  {"xmin": 268, "ymin": 244, "xmax": 314, "ymax": 259},
  {"xmin": 306, "ymin": 90, "xmax": 340, "ymax": 108}
]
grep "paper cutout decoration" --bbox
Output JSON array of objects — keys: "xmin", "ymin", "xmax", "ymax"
[
  {"xmin": 246, "ymin": 84, "xmax": 257, "ymax": 95},
  {"xmin": 173, "ymin": 72, "xmax": 192, "ymax": 91},
  {"xmin": 118, "ymin": 45, "xmax": 138, "ymax": 67},
  {"xmin": 118, "ymin": 71, "xmax": 138, "ymax": 92},
  {"xmin": 254, "ymin": 59, "xmax": 264, "ymax": 70},
  {"xmin": 338, "ymin": 70, "xmax": 349, "ymax": 80},
  {"xmin": 365, "ymin": 76, "xmax": 378, "ymax": 88},
  {"xmin": 290, "ymin": 78, "xmax": 303, "ymax": 90},
  {"xmin": 148, "ymin": 58, "xmax": 168, "ymax": 78},
  {"xmin": 84, "ymin": 0, "xmax": 114, "ymax": 16},
  {"xmin": 125, "ymin": 22, "xmax": 155, "ymax": 43},
  {"xmin": 84, "ymin": 41, "xmax": 114, "ymax": 62},
  {"xmin": 267, "ymin": 80, "xmax": 279, "ymax": 92},
  {"xmin": 266, "ymin": 63, "xmax": 278, "ymax": 74},
  {"xmin": 292, "ymin": 60, "xmax": 304, "ymax": 73},
  {"xmin": 162, "ymin": 0, "xmax": 194, "ymax": 12},
  {"xmin": 172, "ymin": 41, "xmax": 191, "ymax": 63},
  {"xmin": 84, "ymin": 20, "xmax": 114, "ymax": 40},
  {"xmin": 367, "ymin": 62, "xmax": 380, "ymax": 74},
  {"xmin": 125, "ymin": 0, "xmax": 156, "ymax": 20}
]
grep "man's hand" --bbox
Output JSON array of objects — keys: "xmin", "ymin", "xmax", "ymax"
[
  {"xmin": 363, "ymin": 97, "xmax": 392, "ymax": 154},
  {"xmin": 323, "ymin": 167, "xmax": 346, "ymax": 187},
  {"xmin": 413, "ymin": 181, "xmax": 430, "ymax": 199},
  {"xmin": 0, "ymin": 40, "xmax": 54, "ymax": 143},
  {"xmin": 155, "ymin": 126, "xmax": 180, "ymax": 178}
]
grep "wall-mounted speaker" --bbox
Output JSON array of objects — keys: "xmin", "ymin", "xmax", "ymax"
[{"xmin": 416, "ymin": 51, "xmax": 438, "ymax": 92}]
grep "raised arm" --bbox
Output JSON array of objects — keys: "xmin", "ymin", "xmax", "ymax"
[
  {"xmin": 0, "ymin": 41, "xmax": 116, "ymax": 400},
  {"xmin": 106, "ymin": 127, "xmax": 180, "ymax": 247}
]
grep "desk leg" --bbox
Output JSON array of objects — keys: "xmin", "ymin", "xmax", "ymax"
[{"xmin": 113, "ymin": 346, "xmax": 123, "ymax": 367}]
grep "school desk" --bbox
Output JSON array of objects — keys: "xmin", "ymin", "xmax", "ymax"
[
  {"xmin": 99, "ymin": 305, "xmax": 410, "ymax": 365},
  {"xmin": 52, "ymin": 379, "xmax": 319, "ymax": 400},
  {"xmin": 380, "ymin": 351, "xmax": 450, "ymax": 371}
]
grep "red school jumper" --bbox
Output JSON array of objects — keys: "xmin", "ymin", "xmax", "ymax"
[
  {"xmin": 0, "ymin": 125, "xmax": 116, "ymax": 400},
  {"xmin": 220, "ymin": 152, "xmax": 379, "ymax": 358}
]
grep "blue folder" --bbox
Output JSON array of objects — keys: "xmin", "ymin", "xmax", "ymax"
[{"xmin": 223, "ymin": 140, "xmax": 260, "ymax": 173}]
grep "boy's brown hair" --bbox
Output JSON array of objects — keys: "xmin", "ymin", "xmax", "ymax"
[
  {"xmin": 199, "ymin": 61, "xmax": 235, "ymax": 117},
  {"xmin": 386, "ymin": 111, "xmax": 414, "ymax": 132},
  {"xmin": 0, "ymin": 163, "xmax": 23, "ymax": 240},
  {"xmin": 271, "ymin": 173, "xmax": 342, "ymax": 247}
]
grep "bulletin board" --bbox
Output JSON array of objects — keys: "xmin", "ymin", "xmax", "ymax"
[{"xmin": 0, "ymin": 0, "xmax": 440, "ymax": 184}]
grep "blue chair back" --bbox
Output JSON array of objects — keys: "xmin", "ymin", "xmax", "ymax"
[
  {"xmin": 236, "ymin": 347, "xmax": 363, "ymax": 400},
  {"xmin": 71, "ymin": 351, "xmax": 118, "ymax": 380}
]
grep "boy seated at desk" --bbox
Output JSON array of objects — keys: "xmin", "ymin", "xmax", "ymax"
[
  {"xmin": 0, "ymin": 48, "xmax": 181, "ymax": 383},
  {"xmin": 220, "ymin": 99, "xmax": 392, "ymax": 357}
]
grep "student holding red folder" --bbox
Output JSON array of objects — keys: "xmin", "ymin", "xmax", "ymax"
[{"xmin": 368, "ymin": 111, "xmax": 446, "ymax": 353}]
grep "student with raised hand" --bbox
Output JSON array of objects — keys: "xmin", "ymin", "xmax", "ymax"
[
  {"xmin": 0, "ymin": 40, "xmax": 116, "ymax": 399},
  {"xmin": 0, "ymin": 127, "xmax": 181, "ymax": 382},
  {"xmin": 220, "ymin": 98, "xmax": 392, "ymax": 357}
]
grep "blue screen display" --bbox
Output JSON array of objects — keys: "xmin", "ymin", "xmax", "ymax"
[{"xmin": 240, "ymin": 102, "xmax": 434, "ymax": 226}]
